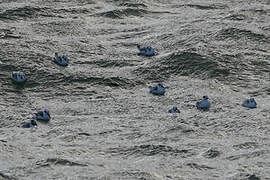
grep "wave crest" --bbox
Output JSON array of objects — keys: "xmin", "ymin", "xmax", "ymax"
[
  {"xmin": 0, "ymin": 6, "xmax": 54, "ymax": 20},
  {"xmin": 94, "ymin": 8, "xmax": 148, "ymax": 19},
  {"xmin": 216, "ymin": 28, "xmax": 270, "ymax": 42},
  {"xmin": 135, "ymin": 51, "xmax": 230, "ymax": 81},
  {"xmin": 107, "ymin": 144, "xmax": 192, "ymax": 157}
]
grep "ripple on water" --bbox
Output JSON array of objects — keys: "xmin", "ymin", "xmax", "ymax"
[
  {"xmin": 94, "ymin": 8, "xmax": 149, "ymax": 19},
  {"xmin": 134, "ymin": 51, "xmax": 230, "ymax": 81},
  {"xmin": 106, "ymin": 144, "xmax": 194, "ymax": 157}
]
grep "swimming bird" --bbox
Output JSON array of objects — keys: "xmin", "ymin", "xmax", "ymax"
[
  {"xmin": 196, "ymin": 96, "xmax": 211, "ymax": 110},
  {"xmin": 53, "ymin": 52, "xmax": 68, "ymax": 66},
  {"xmin": 11, "ymin": 71, "xmax": 27, "ymax": 84},
  {"xmin": 242, "ymin": 98, "xmax": 257, "ymax": 108},
  {"xmin": 35, "ymin": 109, "xmax": 51, "ymax": 122},
  {"xmin": 149, "ymin": 83, "xmax": 165, "ymax": 95},
  {"xmin": 22, "ymin": 120, "xmax": 37, "ymax": 128},
  {"xmin": 168, "ymin": 106, "xmax": 180, "ymax": 113},
  {"xmin": 137, "ymin": 45, "xmax": 155, "ymax": 56}
]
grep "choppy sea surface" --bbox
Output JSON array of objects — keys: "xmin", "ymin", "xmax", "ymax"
[{"xmin": 0, "ymin": 0, "xmax": 270, "ymax": 179}]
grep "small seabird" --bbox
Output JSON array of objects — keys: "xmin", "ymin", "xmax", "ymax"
[
  {"xmin": 35, "ymin": 109, "xmax": 51, "ymax": 122},
  {"xmin": 168, "ymin": 106, "xmax": 180, "ymax": 113},
  {"xmin": 137, "ymin": 45, "xmax": 155, "ymax": 56},
  {"xmin": 242, "ymin": 97, "xmax": 257, "ymax": 108},
  {"xmin": 53, "ymin": 52, "xmax": 68, "ymax": 66},
  {"xmin": 149, "ymin": 83, "xmax": 165, "ymax": 95},
  {"xmin": 10, "ymin": 71, "xmax": 27, "ymax": 84},
  {"xmin": 196, "ymin": 95, "xmax": 211, "ymax": 110},
  {"xmin": 22, "ymin": 120, "xmax": 37, "ymax": 128}
]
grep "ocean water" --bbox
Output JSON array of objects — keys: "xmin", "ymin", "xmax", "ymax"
[{"xmin": 0, "ymin": 0, "xmax": 270, "ymax": 179}]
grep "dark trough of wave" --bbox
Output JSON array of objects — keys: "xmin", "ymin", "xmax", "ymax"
[
  {"xmin": 185, "ymin": 162, "xmax": 214, "ymax": 170},
  {"xmin": 75, "ymin": 59, "xmax": 134, "ymax": 68},
  {"xmin": 0, "ymin": 29, "xmax": 20, "ymax": 39},
  {"xmin": 216, "ymin": 28, "xmax": 270, "ymax": 43},
  {"xmin": 93, "ymin": 8, "xmax": 149, "ymax": 19},
  {"xmin": 0, "ymin": 6, "xmax": 56, "ymax": 20},
  {"xmin": 135, "ymin": 51, "xmax": 230, "ymax": 81},
  {"xmin": 65, "ymin": 75, "xmax": 141, "ymax": 88},
  {"xmin": 183, "ymin": 3, "xmax": 227, "ymax": 10},
  {"xmin": 36, "ymin": 158, "xmax": 88, "ymax": 167},
  {"xmin": 114, "ymin": 170, "xmax": 155, "ymax": 180},
  {"xmin": 106, "ymin": 144, "xmax": 193, "ymax": 157},
  {"xmin": 119, "ymin": 2, "xmax": 147, "ymax": 8},
  {"xmin": 0, "ymin": 5, "xmax": 91, "ymax": 21}
]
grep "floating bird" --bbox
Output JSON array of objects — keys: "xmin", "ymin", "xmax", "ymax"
[
  {"xmin": 168, "ymin": 106, "xmax": 180, "ymax": 113},
  {"xmin": 242, "ymin": 97, "xmax": 257, "ymax": 108},
  {"xmin": 53, "ymin": 52, "xmax": 68, "ymax": 66},
  {"xmin": 196, "ymin": 96, "xmax": 211, "ymax": 110},
  {"xmin": 11, "ymin": 71, "xmax": 27, "ymax": 84},
  {"xmin": 22, "ymin": 120, "xmax": 37, "ymax": 128},
  {"xmin": 35, "ymin": 109, "xmax": 51, "ymax": 122},
  {"xmin": 149, "ymin": 83, "xmax": 165, "ymax": 95},
  {"xmin": 137, "ymin": 45, "xmax": 155, "ymax": 56}
]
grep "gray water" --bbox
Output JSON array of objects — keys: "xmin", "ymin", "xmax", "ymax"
[{"xmin": 0, "ymin": 0, "xmax": 270, "ymax": 179}]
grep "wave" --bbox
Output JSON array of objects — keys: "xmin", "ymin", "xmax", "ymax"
[
  {"xmin": 52, "ymin": 8, "xmax": 90, "ymax": 15},
  {"xmin": 10, "ymin": 72, "xmax": 138, "ymax": 89},
  {"xmin": 114, "ymin": 170, "xmax": 155, "ymax": 180},
  {"xmin": 94, "ymin": 8, "xmax": 148, "ymax": 19},
  {"xmin": 166, "ymin": 125, "xmax": 194, "ymax": 134},
  {"xmin": 226, "ymin": 150, "xmax": 269, "ymax": 160},
  {"xmin": 215, "ymin": 28, "xmax": 270, "ymax": 43},
  {"xmin": 225, "ymin": 14, "xmax": 246, "ymax": 21},
  {"xmin": 0, "ymin": 6, "xmax": 55, "ymax": 21},
  {"xmin": 0, "ymin": 5, "xmax": 92, "ymax": 21},
  {"xmin": 0, "ymin": 172, "xmax": 16, "ymax": 180},
  {"xmin": 36, "ymin": 158, "xmax": 87, "ymax": 167},
  {"xmin": 233, "ymin": 142, "xmax": 258, "ymax": 150},
  {"xmin": 31, "ymin": 20, "xmax": 85, "ymax": 37},
  {"xmin": 173, "ymin": 3, "xmax": 227, "ymax": 10},
  {"xmin": 65, "ymin": 75, "xmax": 140, "ymax": 88},
  {"xmin": 201, "ymin": 148, "xmax": 220, "ymax": 159},
  {"xmin": 0, "ymin": 57, "xmax": 140, "ymax": 92},
  {"xmin": 134, "ymin": 51, "xmax": 230, "ymax": 81},
  {"xmin": 107, "ymin": 144, "xmax": 193, "ymax": 157},
  {"xmin": 224, "ymin": 8, "xmax": 269, "ymax": 21},
  {"xmin": 75, "ymin": 59, "xmax": 134, "ymax": 68},
  {"xmin": 0, "ymin": 64, "xmax": 19, "ymax": 72},
  {"xmin": 186, "ymin": 163, "xmax": 214, "ymax": 170},
  {"xmin": 227, "ymin": 173, "xmax": 260, "ymax": 180},
  {"xmin": 184, "ymin": 4, "xmax": 227, "ymax": 10},
  {"xmin": 0, "ymin": 29, "xmax": 20, "ymax": 39},
  {"xmin": 75, "ymin": 0, "xmax": 95, "ymax": 6},
  {"xmin": 119, "ymin": 2, "xmax": 147, "ymax": 8}
]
